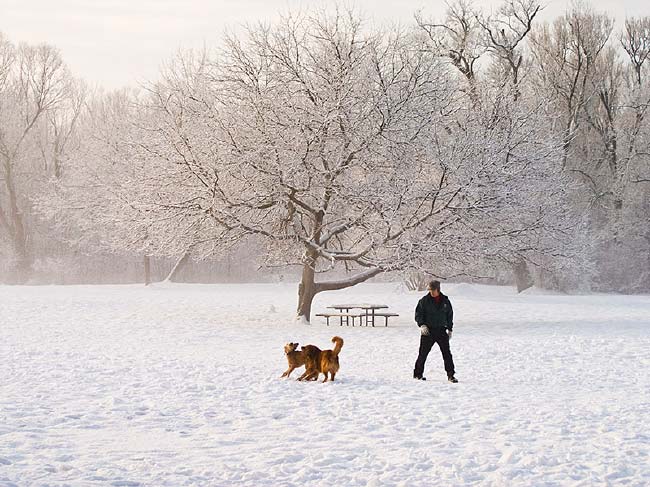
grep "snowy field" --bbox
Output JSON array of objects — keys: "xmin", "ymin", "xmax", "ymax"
[{"xmin": 1, "ymin": 282, "xmax": 649, "ymax": 487}]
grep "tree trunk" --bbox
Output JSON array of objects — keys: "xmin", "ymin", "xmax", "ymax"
[
  {"xmin": 4, "ymin": 163, "xmax": 31, "ymax": 284},
  {"xmin": 9, "ymin": 247, "xmax": 31, "ymax": 284},
  {"xmin": 296, "ymin": 253, "xmax": 383, "ymax": 323},
  {"xmin": 297, "ymin": 251, "xmax": 317, "ymax": 322},
  {"xmin": 144, "ymin": 255, "xmax": 151, "ymax": 285},
  {"xmin": 513, "ymin": 258, "xmax": 533, "ymax": 293},
  {"xmin": 164, "ymin": 251, "xmax": 190, "ymax": 282}
]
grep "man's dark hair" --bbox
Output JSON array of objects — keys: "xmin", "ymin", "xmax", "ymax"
[{"xmin": 428, "ymin": 280, "xmax": 441, "ymax": 291}]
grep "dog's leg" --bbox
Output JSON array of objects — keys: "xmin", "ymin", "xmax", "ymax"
[
  {"xmin": 281, "ymin": 366, "xmax": 295, "ymax": 378},
  {"xmin": 330, "ymin": 372, "xmax": 336, "ymax": 381},
  {"xmin": 304, "ymin": 370, "xmax": 318, "ymax": 381}
]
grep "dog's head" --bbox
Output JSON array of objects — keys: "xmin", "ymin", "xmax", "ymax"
[{"xmin": 284, "ymin": 342, "xmax": 299, "ymax": 355}]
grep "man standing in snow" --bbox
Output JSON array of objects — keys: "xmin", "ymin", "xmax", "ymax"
[{"xmin": 413, "ymin": 280, "xmax": 458, "ymax": 383}]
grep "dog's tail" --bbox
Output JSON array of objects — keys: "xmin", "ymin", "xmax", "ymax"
[{"xmin": 331, "ymin": 336, "xmax": 344, "ymax": 357}]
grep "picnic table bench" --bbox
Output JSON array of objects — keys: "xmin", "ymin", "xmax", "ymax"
[
  {"xmin": 314, "ymin": 312, "xmax": 363, "ymax": 326},
  {"xmin": 372, "ymin": 312, "xmax": 400, "ymax": 327},
  {"xmin": 317, "ymin": 304, "xmax": 399, "ymax": 327}
]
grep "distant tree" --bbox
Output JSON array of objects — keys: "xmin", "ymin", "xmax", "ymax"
[
  {"xmin": 0, "ymin": 34, "xmax": 78, "ymax": 283},
  {"xmin": 477, "ymin": 0, "xmax": 544, "ymax": 291},
  {"xmin": 529, "ymin": 6, "xmax": 650, "ymax": 292},
  {"xmin": 39, "ymin": 89, "xmax": 161, "ymax": 272},
  {"xmin": 476, "ymin": 0, "xmax": 541, "ymax": 98},
  {"xmin": 418, "ymin": 0, "xmax": 581, "ymax": 293},
  {"xmin": 40, "ymin": 79, "xmax": 226, "ymax": 284},
  {"xmin": 529, "ymin": 4, "xmax": 613, "ymax": 167},
  {"xmin": 608, "ymin": 16, "xmax": 650, "ymax": 290},
  {"xmin": 416, "ymin": 0, "xmax": 485, "ymax": 104}
]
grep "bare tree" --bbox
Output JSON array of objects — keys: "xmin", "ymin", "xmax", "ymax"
[
  {"xmin": 163, "ymin": 13, "xmax": 568, "ymax": 317},
  {"xmin": 583, "ymin": 46, "xmax": 624, "ymax": 199},
  {"xmin": 472, "ymin": 0, "xmax": 544, "ymax": 290},
  {"xmin": 529, "ymin": 3, "xmax": 613, "ymax": 167},
  {"xmin": 619, "ymin": 17, "xmax": 650, "ymax": 183},
  {"xmin": 527, "ymin": 7, "xmax": 650, "ymax": 292},
  {"xmin": 416, "ymin": 0, "xmax": 485, "ymax": 104},
  {"xmin": 36, "ymin": 80, "xmax": 86, "ymax": 180},
  {"xmin": 616, "ymin": 17, "xmax": 650, "ymax": 290},
  {"xmin": 0, "ymin": 36, "xmax": 73, "ymax": 282},
  {"xmin": 621, "ymin": 17, "xmax": 650, "ymax": 88},
  {"xmin": 476, "ymin": 0, "xmax": 541, "ymax": 98}
]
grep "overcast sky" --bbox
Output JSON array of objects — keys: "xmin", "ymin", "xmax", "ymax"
[{"xmin": 1, "ymin": 0, "xmax": 648, "ymax": 89}]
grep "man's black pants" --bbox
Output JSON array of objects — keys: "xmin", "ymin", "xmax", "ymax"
[{"xmin": 413, "ymin": 327, "xmax": 455, "ymax": 379}]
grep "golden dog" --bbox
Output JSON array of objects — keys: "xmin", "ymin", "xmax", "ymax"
[
  {"xmin": 300, "ymin": 336, "xmax": 344, "ymax": 383},
  {"xmin": 281, "ymin": 342, "xmax": 321, "ymax": 379}
]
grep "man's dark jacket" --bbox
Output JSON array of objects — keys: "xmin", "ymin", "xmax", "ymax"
[{"xmin": 415, "ymin": 292, "xmax": 453, "ymax": 332}]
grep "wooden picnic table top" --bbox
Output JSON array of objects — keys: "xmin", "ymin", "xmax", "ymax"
[{"xmin": 327, "ymin": 304, "xmax": 390, "ymax": 310}]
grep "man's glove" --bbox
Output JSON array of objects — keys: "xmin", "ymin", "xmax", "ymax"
[
  {"xmin": 420, "ymin": 325, "xmax": 430, "ymax": 336},
  {"xmin": 447, "ymin": 329, "xmax": 453, "ymax": 340}
]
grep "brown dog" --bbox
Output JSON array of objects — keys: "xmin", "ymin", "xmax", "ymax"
[
  {"xmin": 281, "ymin": 342, "xmax": 321, "ymax": 379},
  {"xmin": 300, "ymin": 336, "xmax": 344, "ymax": 382}
]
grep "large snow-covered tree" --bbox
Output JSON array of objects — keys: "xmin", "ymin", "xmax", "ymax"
[
  {"xmin": 51, "ymin": 11, "xmax": 570, "ymax": 316},
  {"xmin": 47, "ymin": 11, "xmax": 574, "ymax": 318}
]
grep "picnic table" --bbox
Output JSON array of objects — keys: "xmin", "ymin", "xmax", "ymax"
[{"xmin": 315, "ymin": 304, "xmax": 399, "ymax": 327}]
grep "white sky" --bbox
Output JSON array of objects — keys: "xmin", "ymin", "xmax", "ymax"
[{"xmin": 1, "ymin": 0, "xmax": 648, "ymax": 89}]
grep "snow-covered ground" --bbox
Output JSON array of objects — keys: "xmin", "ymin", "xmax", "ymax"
[{"xmin": 1, "ymin": 282, "xmax": 649, "ymax": 486}]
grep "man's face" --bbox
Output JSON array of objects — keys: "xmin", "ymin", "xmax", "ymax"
[{"xmin": 429, "ymin": 287, "xmax": 440, "ymax": 297}]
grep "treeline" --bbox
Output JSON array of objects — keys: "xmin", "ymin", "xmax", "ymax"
[{"xmin": 0, "ymin": 1, "xmax": 648, "ymax": 307}]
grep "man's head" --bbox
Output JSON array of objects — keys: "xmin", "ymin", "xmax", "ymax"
[{"xmin": 428, "ymin": 280, "xmax": 441, "ymax": 297}]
